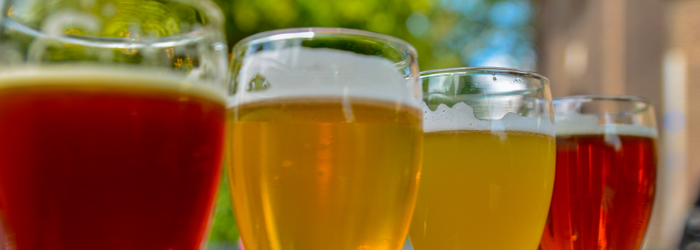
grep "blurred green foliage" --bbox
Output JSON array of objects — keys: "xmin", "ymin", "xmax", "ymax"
[
  {"xmin": 207, "ymin": 174, "xmax": 239, "ymax": 244},
  {"xmin": 213, "ymin": 0, "xmax": 461, "ymax": 70},
  {"xmin": 212, "ymin": 0, "xmax": 535, "ymax": 71}
]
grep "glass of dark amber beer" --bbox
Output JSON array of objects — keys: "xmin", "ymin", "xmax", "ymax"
[
  {"xmin": 0, "ymin": 1, "xmax": 228, "ymax": 249},
  {"xmin": 539, "ymin": 95, "xmax": 658, "ymax": 250},
  {"xmin": 227, "ymin": 28, "xmax": 423, "ymax": 250}
]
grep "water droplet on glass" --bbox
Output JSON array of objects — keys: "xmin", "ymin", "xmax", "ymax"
[{"xmin": 214, "ymin": 42, "xmax": 226, "ymax": 51}]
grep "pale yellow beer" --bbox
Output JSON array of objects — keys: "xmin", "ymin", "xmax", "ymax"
[
  {"xmin": 409, "ymin": 129, "xmax": 555, "ymax": 250},
  {"xmin": 227, "ymin": 98, "xmax": 423, "ymax": 250},
  {"xmin": 412, "ymin": 67, "xmax": 554, "ymax": 249}
]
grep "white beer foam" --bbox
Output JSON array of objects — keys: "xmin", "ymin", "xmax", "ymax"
[
  {"xmin": 232, "ymin": 47, "xmax": 419, "ymax": 108},
  {"xmin": 423, "ymin": 102, "xmax": 554, "ymax": 135},
  {"xmin": 555, "ymin": 112, "xmax": 657, "ymax": 138},
  {"xmin": 0, "ymin": 67, "xmax": 226, "ymax": 103}
]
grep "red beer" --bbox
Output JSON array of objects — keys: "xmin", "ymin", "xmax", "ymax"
[
  {"xmin": 539, "ymin": 132, "xmax": 657, "ymax": 250},
  {"xmin": 0, "ymin": 73, "xmax": 225, "ymax": 250}
]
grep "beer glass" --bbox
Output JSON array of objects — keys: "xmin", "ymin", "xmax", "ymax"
[
  {"xmin": 539, "ymin": 95, "xmax": 657, "ymax": 250},
  {"xmin": 0, "ymin": 1, "xmax": 228, "ymax": 249},
  {"xmin": 227, "ymin": 28, "xmax": 423, "ymax": 250},
  {"xmin": 410, "ymin": 67, "xmax": 556, "ymax": 250}
]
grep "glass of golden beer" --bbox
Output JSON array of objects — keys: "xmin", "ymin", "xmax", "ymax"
[
  {"xmin": 0, "ymin": 1, "xmax": 228, "ymax": 249},
  {"xmin": 540, "ymin": 95, "xmax": 657, "ymax": 250},
  {"xmin": 227, "ymin": 28, "xmax": 423, "ymax": 250},
  {"xmin": 410, "ymin": 68, "xmax": 556, "ymax": 250}
]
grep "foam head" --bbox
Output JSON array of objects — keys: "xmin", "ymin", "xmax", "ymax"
[
  {"xmin": 423, "ymin": 102, "xmax": 554, "ymax": 135},
  {"xmin": 232, "ymin": 47, "xmax": 419, "ymax": 107},
  {"xmin": 0, "ymin": 67, "xmax": 226, "ymax": 104},
  {"xmin": 555, "ymin": 112, "xmax": 657, "ymax": 138}
]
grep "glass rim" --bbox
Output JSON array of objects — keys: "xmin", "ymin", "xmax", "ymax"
[
  {"xmin": 553, "ymin": 94, "xmax": 654, "ymax": 116},
  {"xmin": 2, "ymin": 0, "xmax": 224, "ymax": 49},
  {"xmin": 231, "ymin": 27, "xmax": 418, "ymax": 60},
  {"xmin": 553, "ymin": 94, "xmax": 652, "ymax": 105},
  {"xmin": 420, "ymin": 67, "xmax": 550, "ymax": 97}
]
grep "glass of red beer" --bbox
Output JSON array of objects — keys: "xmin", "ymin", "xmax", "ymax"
[
  {"xmin": 539, "ymin": 95, "xmax": 658, "ymax": 250},
  {"xmin": 0, "ymin": 1, "xmax": 228, "ymax": 249}
]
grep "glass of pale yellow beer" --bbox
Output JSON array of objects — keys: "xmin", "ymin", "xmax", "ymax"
[
  {"xmin": 409, "ymin": 68, "xmax": 556, "ymax": 250},
  {"xmin": 227, "ymin": 28, "xmax": 423, "ymax": 250}
]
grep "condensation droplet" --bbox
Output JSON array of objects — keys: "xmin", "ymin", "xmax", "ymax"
[{"xmin": 214, "ymin": 43, "xmax": 226, "ymax": 51}]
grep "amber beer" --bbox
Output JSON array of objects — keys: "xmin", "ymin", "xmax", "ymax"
[
  {"xmin": 409, "ymin": 103, "xmax": 555, "ymax": 250},
  {"xmin": 540, "ymin": 127, "xmax": 657, "ymax": 250},
  {"xmin": 228, "ymin": 28, "xmax": 423, "ymax": 250},
  {"xmin": 0, "ymin": 69, "xmax": 225, "ymax": 250},
  {"xmin": 227, "ymin": 98, "xmax": 422, "ymax": 250}
]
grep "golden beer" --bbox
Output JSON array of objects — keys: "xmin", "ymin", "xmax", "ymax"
[
  {"xmin": 409, "ymin": 129, "xmax": 555, "ymax": 250},
  {"xmin": 226, "ymin": 98, "xmax": 423, "ymax": 250}
]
